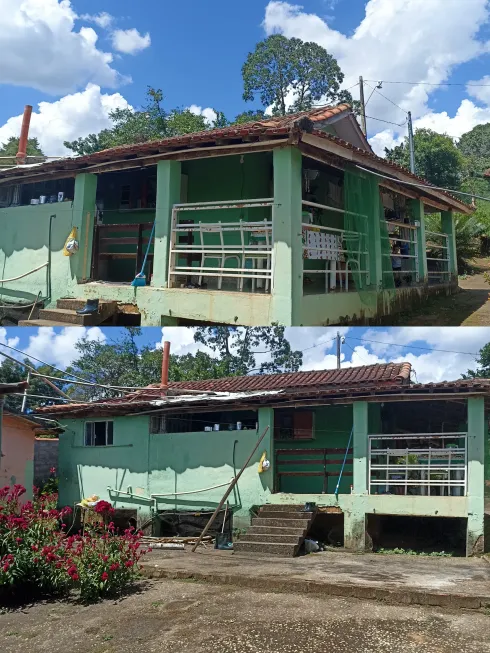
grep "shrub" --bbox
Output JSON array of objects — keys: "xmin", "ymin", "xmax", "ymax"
[{"xmin": 0, "ymin": 485, "xmax": 148, "ymax": 604}]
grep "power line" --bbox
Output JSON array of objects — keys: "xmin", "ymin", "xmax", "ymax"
[
  {"xmin": 365, "ymin": 80, "xmax": 490, "ymax": 88},
  {"xmin": 365, "ymin": 115, "xmax": 407, "ymax": 127},
  {"xmin": 347, "ymin": 336, "xmax": 478, "ymax": 357},
  {"xmin": 355, "ymin": 164, "xmax": 490, "ymax": 203},
  {"xmin": 363, "ymin": 81, "xmax": 408, "ymax": 116},
  {"xmin": 344, "ymin": 340, "xmax": 371, "ymax": 366}
]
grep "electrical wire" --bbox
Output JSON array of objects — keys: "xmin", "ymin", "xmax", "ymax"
[
  {"xmin": 347, "ymin": 336, "xmax": 478, "ymax": 357},
  {"xmin": 355, "ymin": 165, "xmax": 490, "ymax": 203},
  {"xmin": 365, "ymin": 80, "xmax": 490, "ymax": 88},
  {"xmin": 343, "ymin": 340, "xmax": 371, "ymax": 366},
  {"xmin": 363, "ymin": 81, "xmax": 408, "ymax": 115},
  {"xmin": 365, "ymin": 115, "xmax": 407, "ymax": 127}
]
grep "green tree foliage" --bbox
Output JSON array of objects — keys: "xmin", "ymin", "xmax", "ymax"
[
  {"xmin": 424, "ymin": 213, "xmax": 484, "ymax": 273},
  {"xmin": 59, "ymin": 327, "xmax": 301, "ymax": 402},
  {"xmin": 0, "ymin": 137, "xmax": 45, "ymax": 168},
  {"xmin": 385, "ymin": 128, "xmax": 464, "ymax": 190},
  {"xmin": 4, "ymin": 328, "xmax": 303, "ymax": 405},
  {"xmin": 0, "ymin": 357, "xmax": 65, "ymax": 412},
  {"xmin": 64, "ymin": 88, "xmax": 223, "ymax": 156},
  {"xmin": 242, "ymin": 35, "xmax": 353, "ymax": 116},
  {"xmin": 463, "ymin": 342, "xmax": 490, "ymax": 379},
  {"xmin": 194, "ymin": 327, "xmax": 303, "ymax": 376},
  {"xmin": 233, "ymin": 110, "xmax": 267, "ymax": 125}
]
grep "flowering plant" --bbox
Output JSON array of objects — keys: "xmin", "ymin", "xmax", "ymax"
[{"xmin": 0, "ymin": 485, "xmax": 147, "ymax": 604}]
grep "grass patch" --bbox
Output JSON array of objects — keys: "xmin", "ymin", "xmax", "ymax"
[{"xmin": 376, "ymin": 547, "xmax": 453, "ymax": 557}]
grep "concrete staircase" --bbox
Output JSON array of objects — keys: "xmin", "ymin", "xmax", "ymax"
[
  {"xmin": 19, "ymin": 298, "xmax": 118, "ymax": 327},
  {"xmin": 234, "ymin": 505, "xmax": 316, "ymax": 557}
]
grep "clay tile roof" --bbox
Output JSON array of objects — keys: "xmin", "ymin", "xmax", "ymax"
[{"xmin": 164, "ymin": 362, "xmax": 412, "ymax": 393}]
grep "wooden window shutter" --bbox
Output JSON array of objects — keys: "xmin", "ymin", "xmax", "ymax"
[{"xmin": 293, "ymin": 411, "xmax": 314, "ymax": 440}]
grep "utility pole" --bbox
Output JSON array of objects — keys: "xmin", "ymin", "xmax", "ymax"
[
  {"xmin": 408, "ymin": 111, "xmax": 415, "ymax": 174},
  {"xmin": 336, "ymin": 332, "xmax": 342, "ymax": 370},
  {"xmin": 21, "ymin": 371, "xmax": 31, "ymax": 413},
  {"xmin": 359, "ymin": 76, "xmax": 367, "ymax": 136}
]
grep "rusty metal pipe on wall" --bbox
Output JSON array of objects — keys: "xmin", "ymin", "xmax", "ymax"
[
  {"xmin": 16, "ymin": 105, "xmax": 33, "ymax": 165},
  {"xmin": 161, "ymin": 341, "xmax": 171, "ymax": 391}
]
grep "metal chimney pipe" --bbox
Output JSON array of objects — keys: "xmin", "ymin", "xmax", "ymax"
[
  {"xmin": 161, "ymin": 341, "xmax": 171, "ymax": 389},
  {"xmin": 16, "ymin": 105, "xmax": 33, "ymax": 165}
]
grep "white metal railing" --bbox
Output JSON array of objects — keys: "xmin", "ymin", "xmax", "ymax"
[
  {"xmin": 168, "ymin": 199, "xmax": 273, "ymax": 292},
  {"xmin": 426, "ymin": 230, "xmax": 450, "ymax": 283},
  {"xmin": 368, "ymin": 433, "xmax": 467, "ymax": 496},
  {"xmin": 381, "ymin": 220, "xmax": 419, "ymax": 285},
  {"xmin": 302, "ymin": 201, "xmax": 370, "ymax": 292}
]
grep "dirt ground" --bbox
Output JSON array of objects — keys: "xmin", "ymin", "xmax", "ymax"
[
  {"xmin": 395, "ymin": 259, "xmax": 490, "ymax": 326},
  {"xmin": 1, "ymin": 579, "xmax": 489, "ymax": 653}
]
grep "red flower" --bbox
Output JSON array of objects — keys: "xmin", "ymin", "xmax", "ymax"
[
  {"xmin": 2, "ymin": 563, "xmax": 10, "ymax": 572},
  {"xmin": 15, "ymin": 537, "xmax": 22, "ymax": 543},
  {"xmin": 31, "ymin": 545, "xmax": 39, "ymax": 551},
  {"xmin": 125, "ymin": 560, "xmax": 133, "ymax": 568},
  {"xmin": 109, "ymin": 563, "xmax": 119, "ymax": 571},
  {"xmin": 50, "ymin": 467, "xmax": 56, "ymax": 474},
  {"xmin": 94, "ymin": 500, "xmax": 114, "ymax": 515},
  {"xmin": 101, "ymin": 572, "xmax": 109, "ymax": 581}
]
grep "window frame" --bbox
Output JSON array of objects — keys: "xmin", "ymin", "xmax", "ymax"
[{"xmin": 84, "ymin": 420, "xmax": 114, "ymax": 447}]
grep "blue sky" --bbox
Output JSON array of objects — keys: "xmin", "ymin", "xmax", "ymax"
[
  {"xmin": 0, "ymin": 326, "xmax": 485, "ymax": 386},
  {"xmin": 3, "ymin": 1, "xmax": 490, "ymax": 156}
]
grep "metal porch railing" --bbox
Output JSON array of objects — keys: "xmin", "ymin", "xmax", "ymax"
[
  {"xmin": 425, "ymin": 230, "xmax": 450, "ymax": 284},
  {"xmin": 368, "ymin": 433, "xmax": 467, "ymax": 496},
  {"xmin": 302, "ymin": 200, "xmax": 369, "ymax": 293},
  {"xmin": 168, "ymin": 199, "xmax": 273, "ymax": 292},
  {"xmin": 381, "ymin": 219, "xmax": 419, "ymax": 286}
]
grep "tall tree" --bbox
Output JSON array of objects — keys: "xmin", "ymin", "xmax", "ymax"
[
  {"xmin": 242, "ymin": 35, "xmax": 353, "ymax": 116},
  {"xmin": 64, "ymin": 88, "xmax": 224, "ymax": 156},
  {"xmin": 385, "ymin": 128, "xmax": 464, "ymax": 190},
  {"xmin": 194, "ymin": 327, "xmax": 303, "ymax": 376}
]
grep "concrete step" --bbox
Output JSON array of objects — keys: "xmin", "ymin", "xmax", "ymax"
[
  {"xmin": 18, "ymin": 319, "xmax": 67, "ymax": 327},
  {"xmin": 258, "ymin": 509, "xmax": 314, "ymax": 520},
  {"xmin": 37, "ymin": 308, "xmax": 103, "ymax": 326},
  {"xmin": 233, "ymin": 541, "xmax": 299, "ymax": 557},
  {"xmin": 56, "ymin": 298, "xmax": 117, "ymax": 311},
  {"xmin": 242, "ymin": 533, "xmax": 301, "ymax": 544},
  {"xmin": 247, "ymin": 526, "xmax": 307, "ymax": 537},
  {"xmin": 259, "ymin": 505, "xmax": 306, "ymax": 512},
  {"xmin": 251, "ymin": 517, "xmax": 311, "ymax": 529}
]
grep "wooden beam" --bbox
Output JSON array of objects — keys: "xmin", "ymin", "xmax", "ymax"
[{"xmin": 300, "ymin": 133, "xmax": 471, "ymax": 214}]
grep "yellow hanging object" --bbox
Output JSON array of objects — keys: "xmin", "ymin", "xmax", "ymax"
[
  {"xmin": 258, "ymin": 451, "xmax": 270, "ymax": 473},
  {"xmin": 63, "ymin": 227, "xmax": 79, "ymax": 256}
]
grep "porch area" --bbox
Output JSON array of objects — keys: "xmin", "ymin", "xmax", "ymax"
[{"xmin": 264, "ymin": 396, "xmax": 484, "ymax": 556}]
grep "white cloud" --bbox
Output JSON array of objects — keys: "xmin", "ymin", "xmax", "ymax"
[
  {"xmin": 0, "ymin": 0, "xmax": 126, "ymax": 94},
  {"xmin": 111, "ymin": 28, "xmax": 151, "ymax": 55},
  {"xmin": 0, "ymin": 84, "xmax": 131, "ymax": 156},
  {"xmin": 188, "ymin": 105, "xmax": 218, "ymax": 127},
  {"xmin": 24, "ymin": 327, "xmax": 106, "ymax": 369},
  {"xmin": 80, "ymin": 12, "xmax": 114, "ymax": 29},
  {"xmin": 0, "ymin": 327, "xmax": 20, "ymax": 350},
  {"xmin": 263, "ymin": 1, "xmax": 490, "ymax": 154}
]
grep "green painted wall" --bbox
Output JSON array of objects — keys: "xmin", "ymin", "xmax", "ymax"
[
  {"xmin": 0, "ymin": 203, "xmax": 78, "ymax": 304},
  {"xmin": 58, "ymin": 407, "xmax": 274, "ymax": 528},
  {"xmin": 275, "ymin": 405, "xmax": 353, "ymax": 495}
]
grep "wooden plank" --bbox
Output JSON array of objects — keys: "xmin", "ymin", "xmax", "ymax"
[
  {"xmin": 278, "ymin": 458, "xmax": 351, "ymax": 466},
  {"xmin": 275, "ymin": 448, "xmax": 352, "ymax": 455}
]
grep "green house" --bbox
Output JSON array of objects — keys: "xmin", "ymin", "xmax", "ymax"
[
  {"xmin": 37, "ymin": 362, "xmax": 489, "ymax": 556},
  {"xmin": 0, "ymin": 106, "xmax": 471, "ymax": 327}
]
